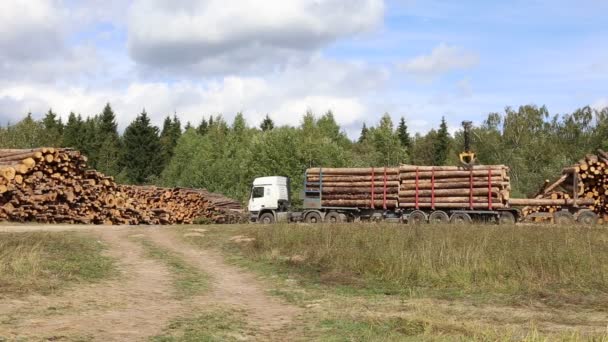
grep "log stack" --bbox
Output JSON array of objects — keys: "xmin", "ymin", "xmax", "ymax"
[
  {"xmin": 0, "ymin": 148, "xmax": 243, "ymax": 225},
  {"xmin": 523, "ymin": 150, "xmax": 608, "ymax": 223},
  {"xmin": 398, "ymin": 165, "xmax": 511, "ymax": 209},
  {"xmin": 305, "ymin": 167, "xmax": 400, "ymax": 209}
]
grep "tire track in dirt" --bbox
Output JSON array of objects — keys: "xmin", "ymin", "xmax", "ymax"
[
  {"xmin": 146, "ymin": 227, "xmax": 303, "ymax": 339},
  {"xmin": 0, "ymin": 227, "xmax": 183, "ymax": 341}
]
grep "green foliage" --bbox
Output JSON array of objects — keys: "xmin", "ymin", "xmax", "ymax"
[
  {"xmin": 63, "ymin": 112, "xmax": 84, "ymax": 149},
  {"xmin": 358, "ymin": 123, "xmax": 368, "ymax": 143},
  {"xmin": 260, "ymin": 114, "xmax": 274, "ymax": 131},
  {"xmin": 433, "ymin": 116, "xmax": 451, "ymax": 165},
  {"xmin": 40, "ymin": 109, "xmax": 64, "ymax": 146},
  {"xmin": 121, "ymin": 110, "xmax": 163, "ymax": 184},
  {"xmin": 397, "ymin": 117, "xmax": 411, "ymax": 149},
  {"xmin": 160, "ymin": 114, "xmax": 182, "ymax": 167}
]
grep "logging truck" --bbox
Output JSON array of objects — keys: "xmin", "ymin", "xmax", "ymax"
[{"xmin": 247, "ymin": 169, "xmax": 599, "ymax": 225}]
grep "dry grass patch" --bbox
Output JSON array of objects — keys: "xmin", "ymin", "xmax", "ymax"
[{"xmin": 0, "ymin": 232, "xmax": 115, "ymax": 297}]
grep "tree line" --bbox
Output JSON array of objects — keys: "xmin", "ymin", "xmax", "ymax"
[{"xmin": 1, "ymin": 103, "xmax": 607, "ymax": 202}]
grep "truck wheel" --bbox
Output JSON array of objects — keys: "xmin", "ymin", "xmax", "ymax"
[
  {"xmin": 428, "ymin": 211, "xmax": 449, "ymax": 224},
  {"xmin": 498, "ymin": 211, "xmax": 516, "ymax": 225},
  {"xmin": 259, "ymin": 213, "xmax": 275, "ymax": 224},
  {"xmin": 554, "ymin": 211, "xmax": 574, "ymax": 225},
  {"xmin": 576, "ymin": 211, "xmax": 598, "ymax": 225},
  {"xmin": 305, "ymin": 212, "xmax": 322, "ymax": 224},
  {"xmin": 408, "ymin": 210, "xmax": 427, "ymax": 225},
  {"xmin": 325, "ymin": 212, "xmax": 342, "ymax": 224},
  {"xmin": 450, "ymin": 213, "xmax": 472, "ymax": 225}
]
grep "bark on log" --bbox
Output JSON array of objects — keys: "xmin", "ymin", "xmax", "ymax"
[
  {"xmin": 400, "ymin": 181, "xmax": 510, "ymax": 190},
  {"xmin": 399, "ymin": 165, "xmax": 508, "ymax": 172},
  {"xmin": 321, "ymin": 200, "xmax": 398, "ymax": 207},
  {"xmin": 398, "ymin": 196, "xmax": 493, "ymax": 203},
  {"xmin": 509, "ymin": 198, "xmax": 595, "ymax": 206},
  {"xmin": 307, "ymin": 167, "xmax": 399, "ymax": 175},
  {"xmin": 400, "ymin": 169, "xmax": 507, "ymax": 179},
  {"xmin": 400, "ymin": 202, "xmax": 505, "ymax": 209},
  {"xmin": 398, "ymin": 188, "xmax": 501, "ymax": 197}
]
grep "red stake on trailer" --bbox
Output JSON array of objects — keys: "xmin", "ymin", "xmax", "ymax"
[
  {"xmin": 431, "ymin": 167, "xmax": 436, "ymax": 210},
  {"xmin": 383, "ymin": 167, "xmax": 387, "ymax": 210},
  {"xmin": 415, "ymin": 167, "xmax": 420, "ymax": 210},
  {"xmin": 469, "ymin": 168, "xmax": 474, "ymax": 209},
  {"xmin": 371, "ymin": 167, "xmax": 375, "ymax": 209},
  {"xmin": 488, "ymin": 168, "xmax": 493, "ymax": 209}
]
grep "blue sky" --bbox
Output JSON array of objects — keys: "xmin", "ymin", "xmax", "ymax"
[{"xmin": 0, "ymin": 0, "xmax": 606, "ymax": 138}]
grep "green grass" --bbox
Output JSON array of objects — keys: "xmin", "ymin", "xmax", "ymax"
[
  {"xmin": 138, "ymin": 239, "xmax": 209, "ymax": 298},
  {"xmin": 0, "ymin": 232, "xmax": 116, "ymax": 297},
  {"xmin": 178, "ymin": 224, "xmax": 608, "ymax": 340},
  {"xmin": 239, "ymin": 224, "xmax": 608, "ymax": 303},
  {"xmin": 151, "ymin": 309, "xmax": 247, "ymax": 342}
]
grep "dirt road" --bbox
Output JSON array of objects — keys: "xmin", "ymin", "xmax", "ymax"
[{"xmin": 0, "ymin": 225, "xmax": 301, "ymax": 341}]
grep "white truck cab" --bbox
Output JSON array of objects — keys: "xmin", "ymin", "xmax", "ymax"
[{"xmin": 248, "ymin": 176, "xmax": 290, "ymax": 223}]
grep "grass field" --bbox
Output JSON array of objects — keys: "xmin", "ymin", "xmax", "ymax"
[
  {"xmin": 0, "ymin": 231, "xmax": 115, "ymax": 297},
  {"xmin": 180, "ymin": 223, "xmax": 608, "ymax": 340}
]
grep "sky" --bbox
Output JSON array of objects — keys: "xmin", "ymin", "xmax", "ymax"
[{"xmin": 0, "ymin": 0, "xmax": 606, "ymax": 138}]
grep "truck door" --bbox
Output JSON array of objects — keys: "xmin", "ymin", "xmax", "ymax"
[{"xmin": 248, "ymin": 186, "xmax": 266, "ymax": 212}]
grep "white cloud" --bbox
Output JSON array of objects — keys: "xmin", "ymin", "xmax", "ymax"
[
  {"xmin": 127, "ymin": 0, "xmax": 385, "ymax": 72},
  {"xmin": 0, "ymin": 0, "xmax": 63, "ymax": 60},
  {"xmin": 398, "ymin": 43, "xmax": 479, "ymax": 80},
  {"xmin": 0, "ymin": 57, "xmax": 387, "ymax": 133}
]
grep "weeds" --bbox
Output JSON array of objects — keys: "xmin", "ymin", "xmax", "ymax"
[
  {"xmin": 0, "ymin": 232, "xmax": 115, "ymax": 297},
  {"xmin": 138, "ymin": 239, "xmax": 209, "ymax": 298}
]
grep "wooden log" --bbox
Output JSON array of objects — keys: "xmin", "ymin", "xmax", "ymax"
[
  {"xmin": 315, "ymin": 181, "xmax": 401, "ymax": 187},
  {"xmin": 401, "ymin": 176, "xmax": 506, "ymax": 184},
  {"xmin": 322, "ymin": 194, "xmax": 399, "ymax": 200},
  {"xmin": 399, "ymin": 165, "xmax": 508, "ymax": 172},
  {"xmin": 321, "ymin": 200, "xmax": 398, "ymax": 207},
  {"xmin": 307, "ymin": 175, "xmax": 401, "ymax": 182},
  {"xmin": 307, "ymin": 167, "xmax": 399, "ymax": 175},
  {"xmin": 509, "ymin": 198, "xmax": 595, "ymax": 206},
  {"xmin": 399, "ymin": 202, "xmax": 505, "ymax": 209},
  {"xmin": 401, "ymin": 181, "xmax": 510, "ymax": 190},
  {"xmin": 398, "ymin": 188, "xmax": 501, "ymax": 197},
  {"xmin": 308, "ymin": 187, "xmax": 398, "ymax": 194},
  {"xmin": 398, "ymin": 196, "xmax": 493, "ymax": 203},
  {"xmin": 400, "ymin": 169, "xmax": 506, "ymax": 179}
]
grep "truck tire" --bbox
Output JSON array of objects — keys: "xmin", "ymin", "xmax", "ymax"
[
  {"xmin": 305, "ymin": 211, "xmax": 322, "ymax": 224},
  {"xmin": 498, "ymin": 211, "xmax": 516, "ymax": 225},
  {"xmin": 259, "ymin": 212, "xmax": 275, "ymax": 224},
  {"xmin": 450, "ymin": 212, "xmax": 472, "ymax": 225},
  {"xmin": 408, "ymin": 210, "xmax": 427, "ymax": 225},
  {"xmin": 325, "ymin": 211, "xmax": 342, "ymax": 224},
  {"xmin": 576, "ymin": 211, "xmax": 598, "ymax": 225},
  {"xmin": 429, "ymin": 211, "xmax": 449, "ymax": 224},
  {"xmin": 554, "ymin": 211, "xmax": 574, "ymax": 225}
]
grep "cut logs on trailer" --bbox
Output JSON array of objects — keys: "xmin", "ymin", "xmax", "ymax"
[
  {"xmin": 0, "ymin": 148, "xmax": 244, "ymax": 224},
  {"xmin": 398, "ymin": 164, "xmax": 511, "ymax": 209},
  {"xmin": 522, "ymin": 150, "xmax": 608, "ymax": 223},
  {"xmin": 306, "ymin": 167, "xmax": 400, "ymax": 209}
]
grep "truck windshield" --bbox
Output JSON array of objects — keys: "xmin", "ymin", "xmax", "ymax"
[{"xmin": 252, "ymin": 187, "xmax": 264, "ymax": 199}]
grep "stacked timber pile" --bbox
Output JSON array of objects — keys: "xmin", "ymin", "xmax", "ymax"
[
  {"xmin": 306, "ymin": 167, "xmax": 400, "ymax": 209},
  {"xmin": 0, "ymin": 148, "xmax": 242, "ymax": 224},
  {"xmin": 398, "ymin": 165, "xmax": 511, "ymax": 209},
  {"xmin": 522, "ymin": 150, "xmax": 608, "ymax": 222},
  {"xmin": 120, "ymin": 185, "xmax": 246, "ymax": 224}
]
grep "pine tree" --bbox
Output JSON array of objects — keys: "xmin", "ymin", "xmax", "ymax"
[
  {"xmin": 98, "ymin": 103, "xmax": 119, "ymax": 138},
  {"xmin": 260, "ymin": 114, "xmax": 274, "ymax": 131},
  {"xmin": 197, "ymin": 117, "xmax": 209, "ymax": 135},
  {"xmin": 41, "ymin": 109, "xmax": 64, "ymax": 146},
  {"xmin": 160, "ymin": 114, "xmax": 182, "ymax": 167},
  {"xmin": 433, "ymin": 116, "xmax": 451, "ymax": 166},
  {"xmin": 397, "ymin": 117, "xmax": 411, "ymax": 149},
  {"xmin": 63, "ymin": 112, "xmax": 84, "ymax": 148},
  {"xmin": 358, "ymin": 123, "xmax": 369, "ymax": 143},
  {"xmin": 93, "ymin": 103, "xmax": 121, "ymax": 175},
  {"xmin": 121, "ymin": 110, "xmax": 163, "ymax": 184}
]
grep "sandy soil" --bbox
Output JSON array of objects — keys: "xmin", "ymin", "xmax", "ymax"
[{"xmin": 0, "ymin": 225, "xmax": 301, "ymax": 341}]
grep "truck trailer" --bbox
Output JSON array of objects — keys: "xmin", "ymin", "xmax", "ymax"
[{"xmin": 248, "ymin": 166, "xmax": 598, "ymax": 225}]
